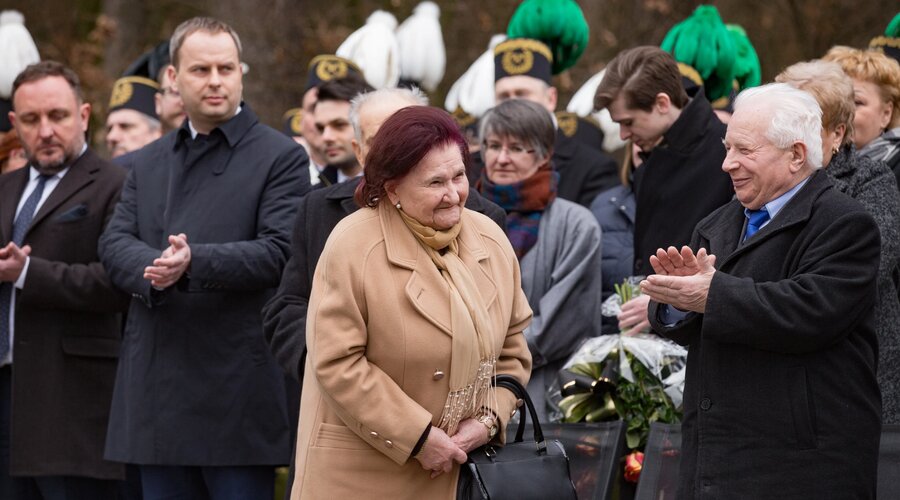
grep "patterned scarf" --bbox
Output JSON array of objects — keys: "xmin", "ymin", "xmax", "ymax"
[
  {"xmin": 478, "ymin": 165, "xmax": 558, "ymax": 259},
  {"xmin": 387, "ymin": 202, "xmax": 497, "ymax": 436},
  {"xmin": 858, "ymin": 127, "xmax": 900, "ymax": 164}
]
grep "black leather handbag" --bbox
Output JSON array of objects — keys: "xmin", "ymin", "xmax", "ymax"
[{"xmin": 457, "ymin": 375, "xmax": 578, "ymax": 500}]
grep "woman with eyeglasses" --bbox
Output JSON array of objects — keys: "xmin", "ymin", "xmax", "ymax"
[{"xmin": 477, "ymin": 99, "xmax": 604, "ymax": 421}]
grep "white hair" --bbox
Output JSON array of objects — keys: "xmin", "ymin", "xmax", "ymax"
[
  {"xmin": 349, "ymin": 86, "xmax": 428, "ymax": 142},
  {"xmin": 733, "ymin": 82, "xmax": 824, "ymax": 170}
]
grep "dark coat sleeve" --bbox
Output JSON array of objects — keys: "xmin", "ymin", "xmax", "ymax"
[
  {"xmin": 262, "ymin": 194, "xmax": 313, "ymax": 383},
  {"xmin": 184, "ymin": 145, "xmax": 310, "ymax": 292},
  {"xmin": 99, "ymin": 168, "xmax": 166, "ymax": 300},
  {"xmin": 701, "ymin": 209, "xmax": 880, "ymax": 354}
]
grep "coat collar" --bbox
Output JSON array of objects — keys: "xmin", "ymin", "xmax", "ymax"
[
  {"xmin": 378, "ymin": 203, "xmax": 497, "ymax": 337},
  {"xmin": 661, "ymin": 87, "xmax": 715, "ymax": 155},
  {"xmin": 699, "ymin": 170, "xmax": 832, "ymax": 265},
  {"xmin": 324, "ymin": 177, "xmax": 361, "ymax": 214},
  {"xmin": 174, "ymin": 102, "xmax": 258, "ymax": 150}
]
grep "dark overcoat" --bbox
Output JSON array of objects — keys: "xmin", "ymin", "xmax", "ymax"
[
  {"xmin": 0, "ymin": 150, "xmax": 128, "ymax": 478},
  {"xmin": 262, "ymin": 177, "xmax": 506, "ymax": 384},
  {"xmin": 552, "ymin": 131, "xmax": 619, "ymax": 207},
  {"xmin": 649, "ymin": 171, "xmax": 882, "ymax": 499},
  {"xmin": 632, "ymin": 90, "xmax": 734, "ymax": 277},
  {"xmin": 99, "ymin": 105, "xmax": 310, "ymax": 465}
]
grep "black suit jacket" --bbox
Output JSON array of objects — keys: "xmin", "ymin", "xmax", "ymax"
[
  {"xmin": 262, "ymin": 177, "xmax": 506, "ymax": 384},
  {"xmin": 0, "ymin": 150, "xmax": 128, "ymax": 479},
  {"xmin": 649, "ymin": 171, "xmax": 881, "ymax": 498}
]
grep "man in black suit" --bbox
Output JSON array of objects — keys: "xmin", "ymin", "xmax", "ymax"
[
  {"xmin": 0, "ymin": 61, "xmax": 128, "ymax": 499},
  {"xmin": 644, "ymin": 83, "xmax": 881, "ymax": 498},
  {"xmin": 98, "ymin": 18, "xmax": 308, "ymax": 499}
]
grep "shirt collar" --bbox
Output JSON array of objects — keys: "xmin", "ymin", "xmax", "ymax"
[
  {"xmin": 188, "ymin": 105, "xmax": 243, "ymax": 139},
  {"xmin": 747, "ymin": 174, "xmax": 811, "ymax": 222}
]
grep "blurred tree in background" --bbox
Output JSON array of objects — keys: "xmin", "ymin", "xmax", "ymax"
[{"xmin": 7, "ymin": 0, "xmax": 897, "ymax": 152}]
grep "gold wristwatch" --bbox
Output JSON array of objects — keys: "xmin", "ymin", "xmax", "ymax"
[{"xmin": 477, "ymin": 413, "xmax": 498, "ymax": 440}]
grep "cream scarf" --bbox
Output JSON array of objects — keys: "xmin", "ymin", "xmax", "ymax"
[{"xmin": 390, "ymin": 203, "xmax": 497, "ymax": 435}]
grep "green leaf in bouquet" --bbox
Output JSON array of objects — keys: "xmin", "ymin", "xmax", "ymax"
[{"xmin": 626, "ymin": 428, "xmax": 643, "ymax": 449}]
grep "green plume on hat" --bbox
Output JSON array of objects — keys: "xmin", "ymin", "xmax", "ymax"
[
  {"xmin": 661, "ymin": 5, "xmax": 736, "ymax": 101},
  {"xmin": 506, "ymin": 0, "xmax": 589, "ymax": 74},
  {"xmin": 885, "ymin": 12, "xmax": 900, "ymax": 36},
  {"xmin": 726, "ymin": 24, "xmax": 760, "ymax": 90}
]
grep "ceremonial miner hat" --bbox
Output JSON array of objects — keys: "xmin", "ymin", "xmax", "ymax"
[
  {"xmin": 506, "ymin": 0, "xmax": 589, "ymax": 75},
  {"xmin": 661, "ymin": 5, "xmax": 736, "ymax": 103},
  {"xmin": 870, "ymin": 12, "xmax": 900, "ymax": 64},
  {"xmin": 555, "ymin": 111, "xmax": 604, "ymax": 152},
  {"xmin": 336, "ymin": 10, "xmax": 401, "ymax": 89},
  {"xmin": 493, "ymin": 38, "xmax": 553, "ymax": 84},
  {"xmin": 123, "ymin": 40, "xmax": 171, "ymax": 80},
  {"xmin": 305, "ymin": 55, "xmax": 364, "ymax": 92},
  {"xmin": 109, "ymin": 76, "xmax": 159, "ymax": 119},
  {"xmin": 396, "ymin": 1, "xmax": 446, "ymax": 92},
  {"xmin": 281, "ymin": 108, "xmax": 303, "ymax": 137},
  {"xmin": 445, "ymin": 34, "xmax": 505, "ymax": 120}
]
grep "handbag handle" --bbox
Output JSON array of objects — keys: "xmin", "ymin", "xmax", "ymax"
[{"xmin": 493, "ymin": 374, "xmax": 548, "ymax": 454}]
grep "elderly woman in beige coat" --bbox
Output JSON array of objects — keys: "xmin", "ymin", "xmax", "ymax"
[{"xmin": 291, "ymin": 106, "xmax": 533, "ymax": 499}]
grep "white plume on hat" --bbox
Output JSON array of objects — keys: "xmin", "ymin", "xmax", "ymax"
[
  {"xmin": 567, "ymin": 68, "xmax": 626, "ymax": 153},
  {"xmin": 444, "ymin": 34, "xmax": 506, "ymax": 118},
  {"xmin": 0, "ymin": 10, "xmax": 40, "ymax": 99},
  {"xmin": 336, "ymin": 10, "xmax": 400, "ymax": 89},
  {"xmin": 396, "ymin": 2, "xmax": 445, "ymax": 92}
]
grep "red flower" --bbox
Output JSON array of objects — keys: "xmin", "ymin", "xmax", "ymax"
[{"xmin": 624, "ymin": 451, "xmax": 644, "ymax": 483}]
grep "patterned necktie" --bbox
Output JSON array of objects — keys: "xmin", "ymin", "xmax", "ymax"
[
  {"xmin": 0, "ymin": 174, "xmax": 51, "ymax": 360},
  {"xmin": 744, "ymin": 207, "xmax": 770, "ymax": 241}
]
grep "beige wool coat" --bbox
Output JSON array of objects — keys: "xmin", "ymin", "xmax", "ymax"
[{"xmin": 291, "ymin": 203, "xmax": 533, "ymax": 499}]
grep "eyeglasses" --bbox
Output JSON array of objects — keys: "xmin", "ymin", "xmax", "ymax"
[
  {"xmin": 483, "ymin": 141, "xmax": 535, "ymax": 158},
  {"xmin": 158, "ymin": 87, "xmax": 181, "ymax": 98}
]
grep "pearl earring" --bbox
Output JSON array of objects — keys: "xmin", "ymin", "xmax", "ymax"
[{"xmin": 396, "ymin": 202, "xmax": 402, "ymax": 210}]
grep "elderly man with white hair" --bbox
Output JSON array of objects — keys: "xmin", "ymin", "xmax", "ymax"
[{"xmin": 643, "ymin": 83, "xmax": 882, "ymax": 498}]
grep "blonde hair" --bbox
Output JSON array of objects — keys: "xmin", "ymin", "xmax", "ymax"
[
  {"xmin": 776, "ymin": 60, "xmax": 855, "ymax": 147},
  {"xmin": 823, "ymin": 46, "xmax": 900, "ymax": 129}
]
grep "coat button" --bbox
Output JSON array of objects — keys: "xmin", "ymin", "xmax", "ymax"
[
  {"xmin": 433, "ymin": 370, "xmax": 445, "ymax": 381},
  {"xmin": 370, "ymin": 431, "xmax": 379, "ymax": 438},
  {"xmin": 385, "ymin": 440, "xmax": 394, "ymax": 448},
  {"xmin": 700, "ymin": 398, "xmax": 711, "ymax": 411}
]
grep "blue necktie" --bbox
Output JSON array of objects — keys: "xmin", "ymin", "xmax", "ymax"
[
  {"xmin": 0, "ymin": 174, "xmax": 51, "ymax": 360},
  {"xmin": 744, "ymin": 207, "xmax": 770, "ymax": 241}
]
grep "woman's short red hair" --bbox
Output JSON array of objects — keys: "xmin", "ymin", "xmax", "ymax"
[{"xmin": 355, "ymin": 106, "xmax": 470, "ymax": 208}]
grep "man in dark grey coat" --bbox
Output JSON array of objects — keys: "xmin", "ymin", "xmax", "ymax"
[
  {"xmin": 644, "ymin": 83, "xmax": 881, "ymax": 499},
  {"xmin": 99, "ymin": 18, "xmax": 309, "ymax": 500}
]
